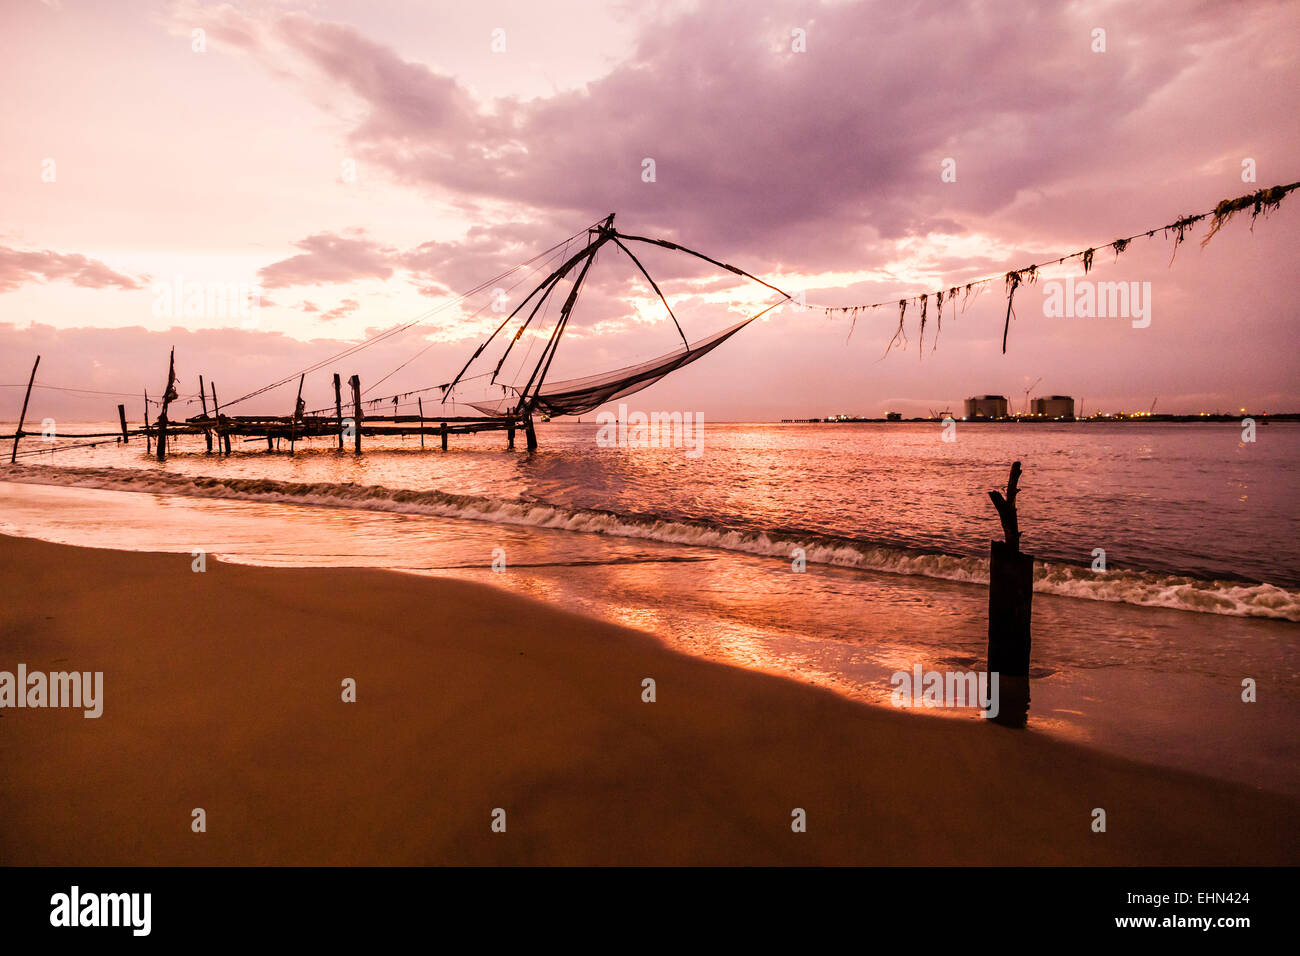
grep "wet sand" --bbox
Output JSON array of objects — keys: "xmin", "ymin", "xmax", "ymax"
[{"xmin": 0, "ymin": 533, "xmax": 1294, "ymax": 865}]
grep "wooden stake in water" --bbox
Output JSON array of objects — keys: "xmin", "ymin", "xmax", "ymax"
[
  {"xmin": 143, "ymin": 390, "xmax": 151, "ymax": 454},
  {"xmin": 155, "ymin": 348, "xmax": 175, "ymax": 462},
  {"xmin": 290, "ymin": 373, "xmax": 304, "ymax": 456},
  {"xmin": 418, "ymin": 397, "xmax": 425, "ymax": 449},
  {"xmin": 333, "ymin": 373, "xmax": 343, "ymax": 452},
  {"xmin": 10, "ymin": 354, "xmax": 40, "ymax": 463},
  {"xmin": 117, "ymin": 404, "xmax": 128, "ymax": 444},
  {"xmin": 198, "ymin": 375, "xmax": 212, "ymax": 453},
  {"xmin": 349, "ymin": 374, "xmax": 362, "ymax": 454},
  {"xmin": 524, "ymin": 414, "xmax": 538, "ymax": 452},
  {"xmin": 986, "ymin": 460, "xmax": 1033, "ymax": 727},
  {"xmin": 210, "ymin": 382, "xmax": 231, "ymax": 455}
]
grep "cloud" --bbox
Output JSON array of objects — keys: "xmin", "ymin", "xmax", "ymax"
[
  {"xmin": 175, "ymin": 0, "xmax": 1299, "ymax": 278},
  {"xmin": 257, "ymin": 232, "xmax": 396, "ymax": 289},
  {"xmin": 0, "ymin": 246, "xmax": 142, "ymax": 294},
  {"xmin": 319, "ymin": 298, "xmax": 360, "ymax": 322}
]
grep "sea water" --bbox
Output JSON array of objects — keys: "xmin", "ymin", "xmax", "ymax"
[{"xmin": 2, "ymin": 420, "xmax": 1296, "ymax": 791}]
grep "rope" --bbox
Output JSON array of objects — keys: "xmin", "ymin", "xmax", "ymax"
[
  {"xmin": 220, "ymin": 221, "xmax": 601, "ymax": 411},
  {"xmin": 803, "ymin": 181, "xmax": 1300, "ymax": 325}
]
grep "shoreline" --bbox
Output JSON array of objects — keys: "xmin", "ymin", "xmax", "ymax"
[
  {"xmin": 0, "ymin": 532, "xmax": 1295, "ymax": 865},
  {"xmin": 4, "ymin": 469, "xmax": 1296, "ymax": 622}
]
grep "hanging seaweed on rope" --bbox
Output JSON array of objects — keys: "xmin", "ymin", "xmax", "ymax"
[
  {"xmin": 932, "ymin": 290, "xmax": 944, "ymax": 352},
  {"xmin": 883, "ymin": 299, "xmax": 908, "ymax": 357},
  {"xmin": 1201, "ymin": 184, "xmax": 1294, "ymax": 246},
  {"xmin": 1000, "ymin": 265, "xmax": 1036, "ymax": 355},
  {"xmin": 1165, "ymin": 213, "xmax": 1206, "ymax": 264},
  {"xmin": 917, "ymin": 293, "xmax": 928, "ymax": 358},
  {"xmin": 804, "ymin": 180, "xmax": 1298, "ymax": 355}
]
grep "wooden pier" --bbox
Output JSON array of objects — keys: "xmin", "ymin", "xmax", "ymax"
[
  {"xmin": 178, "ymin": 408, "xmax": 536, "ymax": 456},
  {"xmin": 2, "ymin": 356, "xmax": 537, "ymax": 461}
]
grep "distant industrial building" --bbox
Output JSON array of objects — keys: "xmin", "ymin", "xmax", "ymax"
[
  {"xmin": 964, "ymin": 395, "xmax": 1009, "ymax": 419},
  {"xmin": 1030, "ymin": 395, "xmax": 1075, "ymax": 419}
]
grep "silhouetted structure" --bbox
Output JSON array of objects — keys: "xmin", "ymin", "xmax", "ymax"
[
  {"xmin": 965, "ymin": 395, "xmax": 1009, "ymax": 419},
  {"xmin": 1030, "ymin": 395, "xmax": 1075, "ymax": 419},
  {"xmin": 986, "ymin": 461, "xmax": 1033, "ymax": 727}
]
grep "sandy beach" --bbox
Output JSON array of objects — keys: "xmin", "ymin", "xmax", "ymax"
[{"xmin": 0, "ymin": 532, "xmax": 1294, "ymax": 866}]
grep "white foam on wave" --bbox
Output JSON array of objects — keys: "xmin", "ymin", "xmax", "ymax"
[{"xmin": 4, "ymin": 463, "xmax": 1297, "ymax": 621}]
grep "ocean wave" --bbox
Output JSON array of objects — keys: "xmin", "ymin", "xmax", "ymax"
[{"xmin": 3, "ymin": 463, "xmax": 1298, "ymax": 621}]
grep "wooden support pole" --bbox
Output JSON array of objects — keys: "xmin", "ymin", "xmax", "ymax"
[
  {"xmin": 9, "ymin": 354, "xmax": 40, "ymax": 463},
  {"xmin": 198, "ymin": 375, "xmax": 212, "ymax": 453},
  {"xmin": 349, "ymin": 374, "xmax": 362, "ymax": 454},
  {"xmin": 290, "ymin": 373, "xmax": 305, "ymax": 456},
  {"xmin": 524, "ymin": 414, "xmax": 538, "ymax": 452},
  {"xmin": 440, "ymin": 422, "xmax": 448, "ymax": 451},
  {"xmin": 144, "ymin": 390, "xmax": 151, "ymax": 454},
  {"xmin": 333, "ymin": 373, "xmax": 344, "ymax": 452},
  {"xmin": 988, "ymin": 460, "xmax": 1022, "ymax": 553},
  {"xmin": 418, "ymin": 397, "xmax": 425, "ymax": 449},
  {"xmin": 986, "ymin": 461, "xmax": 1032, "ymax": 727},
  {"xmin": 117, "ymin": 404, "xmax": 129, "ymax": 444},
  {"xmin": 210, "ymin": 382, "xmax": 231, "ymax": 455},
  {"xmin": 506, "ymin": 422, "xmax": 515, "ymax": 450},
  {"xmin": 155, "ymin": 347, "xmax": 175, "ymax": 462}
]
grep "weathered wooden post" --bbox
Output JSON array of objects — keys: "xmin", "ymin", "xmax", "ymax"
[
  {"xmin": 349, "ymin": 374, "xmax": 362, "ymax": 453},
  {"xmin": 333, "ymin": 374, "xmax": 344, "ymax": 451},
  {"xmin": 198, "ymin": 375, "xmax": 213, "ymax": 453},
  {"xmin": 524, "ymin": 413, "xmax": 538, "ymax": 452},
  {"xmin": 418, "ymin": 397, "xmax": 425, "ymax": 449},
  {"xmin": 289, "ymin": 373, "xmax": 305, "ymax": 456},
  {"xmin": 10, "ymin": 355, "xmax": 40, "ymax": 463},
  {"xmin": 117, "ymin": 404, "xmax": 129, "ymax": 444},
  {"xmin": 986, "ymin": 461, "xmax": 1033, "ymax": 727},
  {"xmin": 440, "ymin": 421, "xmax": 448, "ymax": 451},
  {"xmin": 143, "ymin": 390, "xmax": 151, "ymax": 454},
  {"xmin": 210, "ymin": 382, "xmax": 231, "ymax": 455},
  {"xmin": 155, "ymin": 348, "xmax": 176, "ymax": 462},
  {"xmin": 506, "ymin": 421, "xmax": 515, "ymax": 449}
]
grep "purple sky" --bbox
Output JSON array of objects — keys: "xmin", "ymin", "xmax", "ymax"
[{"xmin": 3, "ymin": 0, "xmax": 1298, "ymax": 421}]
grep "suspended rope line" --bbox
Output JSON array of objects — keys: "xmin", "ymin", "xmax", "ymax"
[
  {"xmin": 0, "ymin": 383, "xmax": 198, "ymax": 406},
  {"xmin": 441, "ymin": 221, "xmax": 615, "ymax": 402},
  {"xmin": 11, "ymin": 437, "xmax": 123, "ymax": 457},
  {"xmin": 301, "ymin": 238, "xmax": 578, "ymax": 415},
  {"xmin": 609, "ymin": 235, "xmax": 689, "ymax": 350},
  {"xmin": 499, "ymin": 246, "xmax": 558, "ymax": 394},
  {"xmin": 0, "ymin": 383, "xmax": 149, "ymax": 399},
  {"xmin": 357, "ymin": 234, "xmax": 575, "ymax": 403},
  {"xmin": 323, "ymin": 370, "xmax": 498, "ymax": 416},
  {"xmin": 220, "ymin": 221, "xmax": 600, "ymax": 410},
  {"xmin": 611, "ymin": 231, "xmax": 792, "ymax": 299},
  {"xmin": 490, "ymin": 235, "xmax": 573, "ymax": 386},
  {"xmin": 802, "ymin": 181, "xmax": 1299, "ymax": 354}
]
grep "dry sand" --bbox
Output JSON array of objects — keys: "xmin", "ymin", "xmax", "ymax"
[{"xmin": 0, "ymin": 533, "xmax": 1294, "ymax": 865}]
